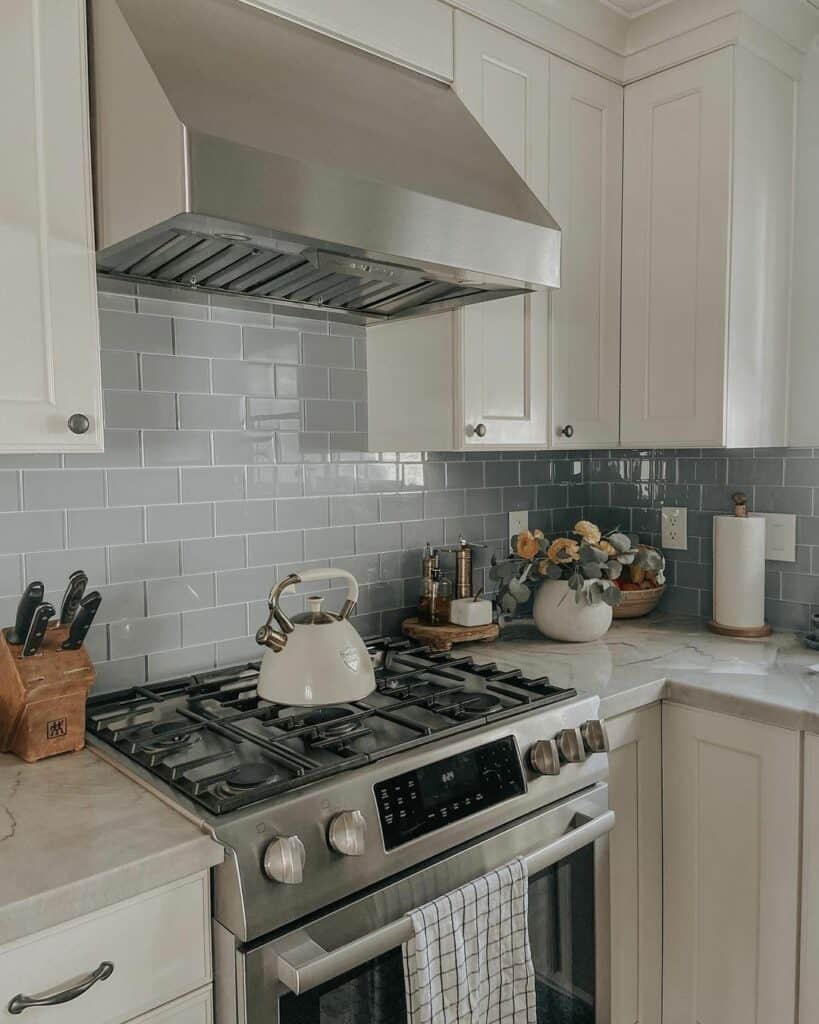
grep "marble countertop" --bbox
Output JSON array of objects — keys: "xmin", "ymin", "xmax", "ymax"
[
  {"xmin": 460, "ymin": 614, "xmax": 819, "ymax": 732},
  {"xmin": 0, "ymin": 747, "xmax": 223, "ymax": 947}
]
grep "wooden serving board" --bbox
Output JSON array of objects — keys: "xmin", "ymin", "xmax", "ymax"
[
  {"xmin": 402, "ymin": 617, "xmax": 499, "ymax": 652},
  {"xmin": 0, "ymin": 624, "xmax": 95, "ymax": 762}
]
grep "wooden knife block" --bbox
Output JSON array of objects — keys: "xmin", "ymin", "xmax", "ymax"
[{"xmin": 0, "ymin": 625, "xmax": 95, "ymax": 762}]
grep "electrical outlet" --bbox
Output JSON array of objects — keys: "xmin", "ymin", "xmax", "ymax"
[
  {"xmin": 661, "ymin": 506, "xmax": 688, "ymax": 550},
  {"xmin": 762, "ymin": 513, "xmax": 796, "ymax": 562},
  {"xmin": 509, "ymin": 511, "xmax": 529, "ymax": 538}
]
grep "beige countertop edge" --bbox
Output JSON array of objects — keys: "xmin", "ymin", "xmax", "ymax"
[{"xmin": 0, "ymin": 832, "xmax": 223, "ymax": 947}]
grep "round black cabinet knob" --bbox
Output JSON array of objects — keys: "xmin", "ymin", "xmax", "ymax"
[
  {"xmin": 67, "ymin": 413, "xmax": 90, "ymax": 435},
  {"xmin": 560, "ymin": 424, "xmax": 575, "ymax": 438}
]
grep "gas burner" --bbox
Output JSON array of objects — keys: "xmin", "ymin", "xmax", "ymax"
[
  {"xmin": 137, "ymin": 721, "xmax": 201, "ymax": 754},
  {"xmin": 436, "ymin": 692, "xmax": 503, "ymax": 718},
  {"xmin": 215, "ymin": 762, "xmax": 282, "ymax": 796},
  {"xmin": 230, "ymin": 762, "xmax": 281, "ymax": 788}
]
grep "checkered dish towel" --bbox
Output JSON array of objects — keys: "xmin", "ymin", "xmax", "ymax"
[{"xmin": 402, "ymin": 856, "xmax": 536, "ymax": 1024}]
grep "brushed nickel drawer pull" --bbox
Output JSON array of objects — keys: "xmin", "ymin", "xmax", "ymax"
[{"xmin": 8, "ymin": 961, "xmax": 114, "ymax": 1014}]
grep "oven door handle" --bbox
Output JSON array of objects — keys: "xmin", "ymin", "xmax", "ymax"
[{"xmin": 275, "ymin": 807, "xmax": 615, "ymax": 995}]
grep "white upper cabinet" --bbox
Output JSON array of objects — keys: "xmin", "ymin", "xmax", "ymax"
[
  {"xmin": 549, "ymin": 57, "xmax": 623, "ymax": 449},
  {"xmin": 246, "ymin": 0, "xmax": 454, "ymax": 80},
  {"xmin": 454, "ymin": 13, "xmax": 549, "ymax": 449},
  {"xmin": 621, "ymin": 47, "xmax": 796, "ymax": 449},
  {"xmin": 0, "ymin": 0, "xmax": 102, "ymax": 454},
  {"xmin": 662, "ymin": 703, "xmax": 800, "ymax": 1024}
]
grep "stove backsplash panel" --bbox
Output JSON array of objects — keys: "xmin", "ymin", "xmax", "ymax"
[{"xmin": 0, "ymin": 281, "xmax": 816, "ymax": 691}]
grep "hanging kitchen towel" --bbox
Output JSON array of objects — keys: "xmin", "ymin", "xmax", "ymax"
[{"xmin": 402, "ymin": 857, "xmax": 536, "ymax": 1024}]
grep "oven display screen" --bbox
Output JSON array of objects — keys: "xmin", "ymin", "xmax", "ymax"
[
  {"xmin": 417, "ymin": 753, "xmax": 482, "ymax": 812},
  {"xmin": 374, "ymin": 736, "xmax": 526, "ymax": 850}
]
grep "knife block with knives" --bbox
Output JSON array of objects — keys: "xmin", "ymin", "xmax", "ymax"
[{"xmin": 0, "ymin": 572, "xmax": 101, "ymax": 763}]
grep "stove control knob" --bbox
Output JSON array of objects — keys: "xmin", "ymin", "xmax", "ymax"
[
  {"xmin": 555, "ymin": 727, "xmax": 587, "ymax": 764},
  {"xmin": 263, "ymin": 835, "xmax": 306, "ymax": 884},
  {"xmin": 328, "ymin": 809, "xmax": 367, "ymax": 857},
  {"xmin": 581, "ymin": 719, "xmax": 610, "ymax": 754},
  {"xmin": 529, "ymin": 739, "xmax": 561, "ymax": 776}
]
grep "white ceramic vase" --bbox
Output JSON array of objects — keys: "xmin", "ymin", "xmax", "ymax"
[{"xmin": 532, "ymin": 580, "xmax": 613, "ymax": 643}]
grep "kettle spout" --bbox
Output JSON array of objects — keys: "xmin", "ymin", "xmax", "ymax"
[{"xmin": 256, "ymin": 624, "xmax": 288, "ymax": 652}]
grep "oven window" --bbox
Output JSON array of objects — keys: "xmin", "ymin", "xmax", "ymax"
[
  {"xmin": 278, "ymin": 846, "xmax": 596, "ymax": 1024},
  {"xmin": 529, "ymin": 844, "xmax": 596, "ymax": 1023},
  {"xmin": 279, "ymin": 951, "xmax": 407, "ymax": 1023}
]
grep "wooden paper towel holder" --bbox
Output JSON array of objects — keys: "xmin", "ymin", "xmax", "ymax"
[{"xmin": 707, "ymin": 620, "xmax": 772, "ymax": 639}]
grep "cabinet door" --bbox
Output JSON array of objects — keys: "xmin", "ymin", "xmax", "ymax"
[
  {"xmin": 549, "ymin": 58, "xmax": 622, "ymax": 449},
  {"xmin": 0, "ymin": 0, "xmax": 103, "ymax": 453},
  {"xmin": 454, "ymin": 12, "xmax": 548, "ymax": 448},
  {"xmin": 662, "ymin": 703, "xmax": 800, "ymax": 1024},
  {"xmin": 801, "ymin": 734, "xmax": 819, "ymax": 1023},
  {"xmin": 620, "ymin": 50, "xmax": 732, "ymax": 448},
  {"xmin": 607, "ymin": 705, "xmax": 662, "ymax": 1024}
]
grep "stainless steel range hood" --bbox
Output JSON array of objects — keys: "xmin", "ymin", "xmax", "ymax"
[{"xmin": 89, "ymin": 0, "xmax": 560, "ymax": 324}]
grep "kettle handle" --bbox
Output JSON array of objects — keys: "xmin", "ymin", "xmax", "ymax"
[
  {"xmin": 267, "ymin": 568, "xmax": 359, "ymax": 623},
  {"xmin": 295, "ymin": 568, "xmax": 359, "ymax": 619}
]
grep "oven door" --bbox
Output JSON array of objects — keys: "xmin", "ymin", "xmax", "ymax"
[{"xmin": 232, "ymin": 784, "xmax": 612, "ymax": 1024}]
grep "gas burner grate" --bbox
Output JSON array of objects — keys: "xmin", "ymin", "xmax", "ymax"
[{"xmin": 86, "ymin": 638, "xmax": 577, "ymax": 814}]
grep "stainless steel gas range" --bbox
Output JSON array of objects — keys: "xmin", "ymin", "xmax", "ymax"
[{"xmin": 87, "ymin": 637, "xmax": 613, "ymax": 1024}]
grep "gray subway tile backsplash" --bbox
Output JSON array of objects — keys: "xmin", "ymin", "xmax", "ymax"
[{"xmin": 1, "ymin": 283, "xmax": 818, "ymax": 690}]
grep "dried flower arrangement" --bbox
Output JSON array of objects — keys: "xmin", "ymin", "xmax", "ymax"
[{"xmin": 490, "ymin": 520, "xmax": 665, "ymax": 620}]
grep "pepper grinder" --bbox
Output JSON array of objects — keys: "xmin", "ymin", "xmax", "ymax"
[{"xmin": 438, "ymin": 535, "xmax": 487, "ymax": 599}]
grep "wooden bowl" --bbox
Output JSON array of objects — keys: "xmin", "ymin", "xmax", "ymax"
[{"xmin": 612, "ymin": 585, "xmax": 665, "ymax": 619}]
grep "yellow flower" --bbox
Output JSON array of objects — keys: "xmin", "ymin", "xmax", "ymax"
[
  {"xmin": 533, "ymin": 528, "xmax": 545, "ymax": 540},
  {"xmin": 598, "ymin": 540, "xmax": 617, "ymax": 558},
  {"xmin": 574, "ymin": 520, "xmax": 602, "ymax": 545},
  {"xmin": 548, "ymin": 538, "xmax": 580, "ymax": 564},
  {"xmin": 515, "ymin": 530, "xmax": 539, "ymax": 561}
]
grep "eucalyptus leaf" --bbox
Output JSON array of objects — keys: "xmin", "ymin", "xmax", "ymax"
[
  {"xmin": 584, "ymin": 563, "xmax": 603, "ymax": 579},
  {"xmin": 568, "ymin": 572, "xmax": 584, "ymax": 592},
  {"xmin": 488, "ymin": 565, "xmax": 500, "ymax": 582},
  {"xmin": 606, "ymin": 560, "xmax": 623, "ymax": 580},
  {"xmin": 609, "ymin": 532, "xmax": 632, "ymax": 554},
  {"xmin": 509, "ymin": 579, "xmax": 531, "ymax": 603},
  {"xmin": 500, "ymin": 593, "xmax": 518, "ymax": 615},
  {"xmin": 575, "ymin": 587, "xmax": 585, "ymax": 605},
  {"xmin": 546, "ymin": 563, "xmax": 563, "ymax": 580},
  {"xmin": 588, "ymin": 582, "xmax": 603, "ymax": 605},
  {"xmin": 602, "ymin": 584, "xmax": 623, "ymax": 607},
  {"xmin": 616, "ymin": 552, "xmax": 636, "ymax": 565}
]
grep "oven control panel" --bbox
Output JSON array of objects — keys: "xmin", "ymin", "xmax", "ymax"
[{"xmin": 374, "ymin": 736, "xmax": 526, "ymax": 850}]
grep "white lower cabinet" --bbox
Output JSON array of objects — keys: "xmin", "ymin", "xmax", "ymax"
[
  {"xmin": 607, "ymin": 705, "xmax": 662, "ymax": 1024},
  {"xmin": 0, "ymin": 873, "xmax": 211, "ymax": 1024},
  {"xmin": 800, "ymin": 734, "xmax": 819, "ymax": 1023},
  {"xmin": 662, "ymin": 703, "xmax": 800, "ymax": 1024}
]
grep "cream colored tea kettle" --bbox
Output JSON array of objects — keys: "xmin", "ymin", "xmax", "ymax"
[{"xmin": 255, "ymin": 568, "xmax": 375, "ymax": 706}]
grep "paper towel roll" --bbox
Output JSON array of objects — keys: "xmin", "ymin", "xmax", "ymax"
[{"xmin": 713, "ymin": 515, "xmax": 766, "ymax": 630}]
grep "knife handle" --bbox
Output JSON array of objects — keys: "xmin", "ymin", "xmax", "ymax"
[
  {"xmin": 7, "ymin": 582, "xmax": 44, "ymax": 645},
  {"xmin": 22, "ymin": 602, "xmax": 55, "ymax": 657},
  {"xmin": 61, "ymin": 591, "xmax": 102, "ymax": 651},
  {"xmin": 59, "ymin": 570, "xmax": 88, "ymax": 627}
]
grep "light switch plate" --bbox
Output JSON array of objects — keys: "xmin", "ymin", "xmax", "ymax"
[
  {"xmin": 661, "ymin": 506, "xmax": 688, "ymax": 550},
  {"xmin": 509, "ymin": 511, "xmax": 529, "ymax": 538},
  {"xmin": 762, "ymin": 512, "xmax": 796, "ymax": 562}
]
